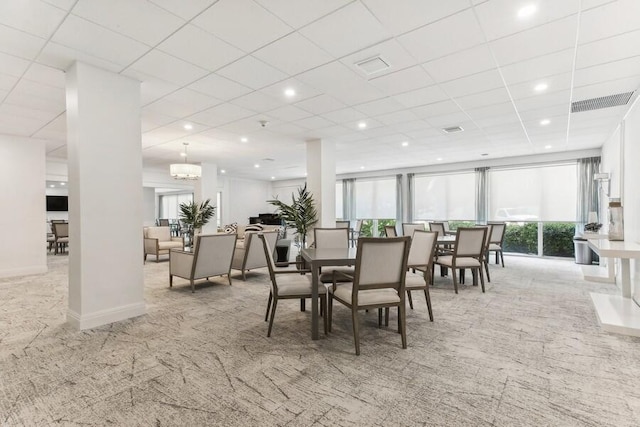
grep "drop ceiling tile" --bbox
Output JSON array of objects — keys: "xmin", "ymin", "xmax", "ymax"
[
  {"xmin": 375, "ymin": 110, "xmax": 419, "ymax": 127},
  {"xmin": 513, "ymin": 89, "xmax": 571, "ymax": 112},
  {"xmin": 368, "ymin": 65, "xmax": 435, "ymax": 96},
  {"xmin": 192, "ymin": 0, "xmax": 292, "ymax": 53},
  {"xmin": 259, "ymin": 78, "xmax": 322, "ymax": 103},
  {"xmin": 472, "ymin": 112, "xmax": 522, "ymax": 128},
  {"xmin": 22, "ymin": 63, "xmax": 65, "ymax": 88},
  {"xmin": 157, "ymin": 24, "xmax": 245, "ymax": 71},
  {"xmin": 294, "ymin": 94, "xmax": 346, "ymax": 115},
  {"xmin": 41, "ymin": 0, "xmax": 76, "ymax": 10},
  {"xmin": 253, "ymin": 32, "xmax": 333, "ymax": 75},
  {"xmin": 146, "ymin": 88, "xmax": 220, "ymax": 118},
  {"xmin": 254, "ymin": 0, "xmax": 351, "ymax": 29},
  {"xmin": 363, "ymin": 0, "xmax": 470, "ymax": 36},
  {"xmin": 499, "ymin": 49, "xmax": 575, "ymax": 85},
  {"xmin": 0, "ymin": 23, "xmax": 47, "ymax": 60},
  {"xmin": 0, "ymin": 52, "xmax": 30, "ymax": 78},
  {"xmin": 397, "ymin": 9, "xmax": 484, "ymax": 63},
  {"xmin": 354, "ymin": 97, "xmax": 407, "ymax": 118},
  {"xmin": 411, "ymin": 100, "xmax": 462, "ymax": 119},
  {"xmin": 188, "ymin": 73, "xmax": 252, "ymax": 101},
  {"xmin": 52, "ymin": 15, "xmax": 150, "ymax": 67},
  {"xmin": 37, "ymin": 42, "xmax": 123, "ymax": 73},
  {"xmin": 454, "ymin": 87, "xmax": 511, "ymax": 110},
  {"xmin": 574, "ymin": 56, "xmax": 640, "ymax": 87},
  {"xmin": 576, "ymin": 30, "xmax": 640, "ymax": 69},
  {"xmin": 422, "ymin": 43, "xmax": 496, "ymax": 83},
  {"xmin": 509, "ymin": 73, "xmax": 573, "ymax": 100},
  {"xmin": 5, "ymin": 80, "xmax": 65, "ymax": 113},
  {"xmin": 136, "ymin": 75, "xmax": 180, "ymax": 105},
  {"xmin": 425, "ymin": 111, "xmax": 472, "ymax": 128},
  {"xmin": 0, "ymin": 73, "xmax": 18, "ymax": 91},
  {"xmin": 341, "ymin": 39, "xmax": 419, "ymax": 80},
  {"xmin": 580, "ymin": 0, "xmax": 640, "ymax": 45},
  {"xmin": 148, "ymin": 0, "xmax": 217, "ymax": 20},
  {"xmin": 393, "ymin": 85, "xmax": 450, "ymax": 108},
  {"xmin": 572, "ymin": 76, "xmax": 640, "ymax": 102},
  {"xmin": 294, "ymin": 115, "xmax": 336, "ymax": 130},
  {"xmin": 518, "ymin": 104, "xmax": 569, "ymax": 121},
  {"xmin": 0, "ymin": 0, "xmax": 67, "ymax": 39},
  {"xmin": 128, "ymin": 50, "xmax": 209, "ymax": 86},
  {"xmin": 231, "ymin": 91, "xmax": 285, "ymax": 113},
  {"xmin": 216, "ymin": 55, "xmax": 288, "ymax": 90},
  {"xmin": 322, "ymin": 107, "xmax": 367, "ymax": 124},
  {"xmin": 0, "ymin": 102, "xmax": 59, "ymax": 123},
  {"xmin": 72, "ymin": 0, "xmax": 184, "ymax": 46},
  {"xmin": 474, "ymin": 0, "xmax": 579, "ymax": 41},
  {"xmin": 266, "ymin": 105, "xmax": 313, "ymax": 122},
  {"xmin": 141, "ymin": 109, "xmax": 177, "ymax": 131},
  {"xmin": 440, "ymin": 69, "xmax": 505, "ymax": 98},
  {"xmin": 490, "ymin": 15, "xmax": 578, "ymax": 66},
  {"xmin": 299, "ymin": 2, "xmax": 391, "ymax": 58},
  {"xmin": 187, "ymin": 103, "xmax": 255, "ymax": 127}
]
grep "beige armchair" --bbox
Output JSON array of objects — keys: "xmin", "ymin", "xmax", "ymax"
[
  {"xmin": 169, "ymin": 233, "xmax": 237, "ymax": 292},
  {"xmin": 144, "ymin": 226, "xmax": 184, "ymax": 262},
  {"xmin": 231, "ymin": 230, "xmax": 278, "ymax": 280}
]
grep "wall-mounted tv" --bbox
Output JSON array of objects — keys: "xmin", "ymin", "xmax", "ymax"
[{"xmin": 46, "ymin": 195, "xmax": 68, "ymax": 212}]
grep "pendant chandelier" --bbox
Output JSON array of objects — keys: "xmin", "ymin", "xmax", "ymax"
[{"xmin": 170, "ymin": 142, "xmax": 201, "ymax": 180}]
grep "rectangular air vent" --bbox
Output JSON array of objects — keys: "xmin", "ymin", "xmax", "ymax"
[
  {"xmin": 442, "ymin": 126, "xmax": 464, "ymax": 134},
  {"xmin": 355, "ymin": 56, "xmax": 390, "ymax": 75},
  {"xmin": 571, "ymin": 91, "xmax": 634, "ymax": 113}
]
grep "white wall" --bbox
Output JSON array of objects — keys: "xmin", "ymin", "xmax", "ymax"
[
  {"xmin": 142, "ymin": 187, "xmax": 156, "ymax": 226},
  {"xmin": 220, "ymin": 176, "xmax": 272, "ymax": 225},
  {"xmin": 0, "ymin": 136, "xmax": 47, "ymax": 278},
  {"xmin": 270, "ymin": 179, "xmax": 305, "ymax": 201}
]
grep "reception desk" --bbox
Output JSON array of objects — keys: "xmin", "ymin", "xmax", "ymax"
[{"xmin": 588, "ymin": 239, "xmax": 640, "ymax": 336}]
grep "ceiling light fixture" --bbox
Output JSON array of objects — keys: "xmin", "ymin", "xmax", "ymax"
[
  {"xmin": 401, "ymin": 141, "xmax": 409, "ymax": 147},
  {"xmin": 221, "ymin": 169, "xmax": 226, "ymax": 174},
  {"xmin": 517, "ymin": 4, "xmax": 537, "ymax": 19},
  {"xmin": 358, "ymin": 122, "xmax": 367, "ymax": 129},
  {"xmin": 184, "ymin": 123, "xmax": 193, "ymax": 130},
  {"xmin": 241, "ymin": 137, "xmax": 248, "ymax": 143},
  {"xmin": 545, "ymin": 145, "xmax": 552, "ymax": 149},
  {"xmin": 284, "ymin": 88, "xmax": 296, "ymax": 97},
  {"xmin": 271, "ymin": 176, "xmax": 275, "ymax": 180},
  {"xmin": 60, "ymin": 182, "xmax": 66, "ymax": 186},
  {"xmin": 254, "ymin": 164, "xmax": 260, "ymax": 168},
  {"xmin": 437, "ymin": 157, "xmax": 443, "ymax": 161},
  {"xmin": 540, "ymin": 119, "xmax": 551, "ymax": 126},
  {"xmin": 360, "ymin": 166, "xmax": 365, "ymax": 170},
  {"xmin": 534, "ymin": 82, "xmax": 548, "ymax": 92},
  {"xmin": 170, "ymin": 142, "xmax": 201, "ymax": 180}
]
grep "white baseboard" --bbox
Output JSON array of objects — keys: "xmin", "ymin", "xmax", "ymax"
[
  {"xmin": 67, "ymin": 302, "xmax": 146, "ymax": 330},
  {"xmin": 0, "ymin": 264, "xmax": 47, "ymax": 279}
]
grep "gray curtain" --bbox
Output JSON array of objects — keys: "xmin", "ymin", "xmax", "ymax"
[
  {"xmin": 407, "ymin": 173, "xmax": 415, "ymax": 223},
  {"xmin": 342, "ymin": 178, "xmax": 356, "ymax": 221},
  {"xmin": 396, "ymin": 174, "xmax": 403, "ymax": 226},
  {"xmin": 577, "ymin": 156, "xmax": 601, "ymax": 232},
  {"xmin": 475, "ymin": 167, "xmax": 489, "ymax": 224}
]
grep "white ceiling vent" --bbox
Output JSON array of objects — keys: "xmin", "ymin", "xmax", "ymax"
[
  {"xmin": 355, "ymin": 56, "xmax": 390, "ymax": 75},
  {"xmin": 442, "ymin": 126, "xmax": 464, "ymax": 134},
  {"xmin": 571, "ymin": 91, "xmax": 634, "ymax": 113}
]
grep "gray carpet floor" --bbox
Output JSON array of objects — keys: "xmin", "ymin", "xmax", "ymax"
[{"xmin": 1, "ymin": 254, "xmax": 640, "ymax": 426}]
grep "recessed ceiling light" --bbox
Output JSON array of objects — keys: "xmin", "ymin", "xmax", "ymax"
[
  {"xmin": 221, "ymin": 169, "xmax": 226, "ymax": 174},
  {"xmin": 304, "ymin": 172, "xmax": 308, "ymax": 177},
  {"xmin": 271, "ymin": 176, "xmax": 275, "ymax": 180},
  {"xmin": 540, "ymin": 119, "xmax": 551, "ymax": 126},
  {"xmin": 60, "ymin": 182, "xmax": 66, "ymax": 186},
  {"xmin": 284, "ymin": 88, "xmax": 295, "ymax": 97},
  {"xmin": 183, "ymin": 123, "xmax": 193, "ymax": 130},
  {"xmin": 49, "ymin": 184, "xmax": 55, "ymax": 188},
  {"xmin": 241, "ymin": 137, "xmax": 248, "ymax": 143},
  {"xmin": 517, "ymin": 4, "xmax": 537, "ymax": 19},
  {"xmin": 254, "ymin": 164, "xmax": 260, "ymax": 168},
  {"xmin": 358, "ymin": 122, "xmax": 367, "ymax": 129},
  {"xmin": 360, "ymin": 166, "xmax": 365, "ymax": 170},
  {"xmin": 437, "ymin": 157, "xmax": 443, "ymax": 161},
  {"xmin": 401, "ymin": 141, "xmax": 409, "ymax": 147},
  {"xmin": 545, "ymin": 145, "xmax": 552, "ymax": 149},
  {"xmin": 534, "ymin": 82, "xmax": 548, "ymax": 92}
]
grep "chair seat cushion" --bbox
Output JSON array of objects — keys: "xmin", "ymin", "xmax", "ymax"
[
  {"xmin": 158, "ymin": 241, "xmax": 183, "ymax": 250},
  {"xmin": 277, "ymin": 274, "xmax": 327, "ymax": 296},
  {"xmin": 435, "ymin": 256, "xmax": 480, "ymax": 268},
  {"xmin": 320, "ymin": 267, "xmax": 355, "ymax": 283},
  {"xmin": 405, "ymin": 272, "xmax": 427, "ymax": 290},
  {"xmin": 332, "ymin": 284, "xmax": 399, "ymax": 306},
  {"xmin": 56, "ymin": 237, "xmax": 69, "ymax": 243},
  {"xmin": 489, "ymin": 243, "xmax": 502, "ymax": 251}
]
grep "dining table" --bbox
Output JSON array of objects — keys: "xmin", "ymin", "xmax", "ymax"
[{"xmin": 301, "ymin": 247, "xmax": 358, "ymax": 340}]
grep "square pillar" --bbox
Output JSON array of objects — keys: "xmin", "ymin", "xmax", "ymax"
[
  {"xmin": 306, "ymin": 139, "xmax": 336, "ymax": 228},
  {"xmin": 66, "ymin": 62, "xmax": 145, "ymax": 329}
]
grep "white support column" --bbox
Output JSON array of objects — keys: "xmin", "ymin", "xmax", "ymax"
[
  {"xmin": 306, "ymin": 139, "xmax": 336, "ymax": 228},
  {"xmin": 66, "ymin": 62, "xmax": 145, "ymax": 330},
  {"xmin": 192, "ymin": 162, "xmax": 218, "ymax": 234}
]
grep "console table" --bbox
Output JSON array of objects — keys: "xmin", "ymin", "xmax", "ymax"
[{"xmin": 588, "ymin": 239, "xmax": 640, "ymax": 336}]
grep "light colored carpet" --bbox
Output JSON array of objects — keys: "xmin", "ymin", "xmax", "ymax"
[{"xmin": 1, "ymin": 254, "xmax": 640, "ymax": 426}]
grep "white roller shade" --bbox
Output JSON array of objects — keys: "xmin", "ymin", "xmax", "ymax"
[
  {"xmin": 413, "ymin": 172, "xmax": 475, "ymax": 220},
  {"xmin": 355, "ymin": 177, "xmax": 396, "ymax": 219}
]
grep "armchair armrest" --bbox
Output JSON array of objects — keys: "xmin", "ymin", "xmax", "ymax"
[
  {"xmin": 144, "ymin": 237, "xmax": 159, "ymax": 254},
  {"xmin": 169, "ymin": 249, "xmax": 194, "ymax": 278}
]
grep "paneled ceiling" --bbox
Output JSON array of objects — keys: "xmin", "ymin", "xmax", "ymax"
[{"xmin": 1, "ymin": 0, "xmax": 639, "ymax": 180}]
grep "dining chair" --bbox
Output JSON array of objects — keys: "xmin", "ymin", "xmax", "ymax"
[
  {"xmin": 52, "ymin": 222, "xmax": 69, "ymax": 255},
  {"xmin": 313, "ymin": 228, "xmax": 353, "ymax": 284},
  {"xmin": 433, "ymin": 227, "xmax": 487, "ymax": 294},
  {"xmin": 402, "ymin": 223, "xmax": 424, "ymax": 237},
  {"xmin": 169, "ymin": 233, "xmax": 237, "ymax": 292},
  {"xmin": 429, "ymin": 222, "xmax": 446, "ymax": 237},
  {"xmin": 335, "ymin": 220, "xmax": 350, "ymax": 229},
  {"xmin": 349, "ymin": 219, "xmax": 363, "ymax": 247},
  {"xmin": 488, "ymin": 222, "xmax": 507, "ymax": 267},
  {"xmin": 478, "ymin": 224, "xmax": 493, "ymax": 282},
  {"xmin": 258, "ymin": 233, "xmax": 327, "ymax": 337},
  {"xmin": 384, "ymin": 225, "xmax": 397, "ymax": 237},
  {"xmin": 405, "ymin": 230, "xmax": 438, "ymax": 321},
  {"xmin": 158, "ymin": 218, "xmax": 170, "ymax": 226},
  {"xmin": 329, "ymin": 236, "xmax": 411, "ymax": 355}
]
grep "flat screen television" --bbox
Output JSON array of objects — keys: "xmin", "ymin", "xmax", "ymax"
[{"xmin": 46, "ymin": 195, "xmax": 68, "ymax": 212}]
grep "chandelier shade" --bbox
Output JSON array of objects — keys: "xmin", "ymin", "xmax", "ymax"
[{"xmin": 170, "ymin": 142, "xmax": 201, "ymax": 180}]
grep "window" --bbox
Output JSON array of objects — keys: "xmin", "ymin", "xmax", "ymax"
[
  {"xmin": 355, "ymin": 177, "xmax": 396, "ymax": 219},
  {"xmin": 489, "ymin": 164, "xmax": 577, "ymax": 222},
  {"xmin": 413, "ymin": 172, "xmax": 475, "ymax": 220},
  {"xmin": 159, "ymin": 193, "xmax": 193, "ymax": 219}
]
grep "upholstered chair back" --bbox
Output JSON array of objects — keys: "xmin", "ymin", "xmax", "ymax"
[
  {"xmin": 402, "ymin": 223, "xmax": 424, "ymax": 237},
  {"xmin": 407, "ymin": 230, "xmax": 438, "ymax": 268},
  {"xmin": 455, "ymin": 228, "xmax": 487, "ymax": 257},
  {"xmin": 314, "ymin": 228, "xmax": 349, "ymax": 249},
  {"xmin": 354, "ymin": 237, "xmax": 410, "ymax": 290},
  {"xmin": 145, "ymin": 226, "xmax": 171, "ymax": 241},
  {"xmin": 192, "ymin": 234, "xmax": 237, "ymax": 279}
]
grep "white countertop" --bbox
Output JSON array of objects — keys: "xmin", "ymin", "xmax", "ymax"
[{"xmin": 588, "ymin": 239, "xmax": 640, "ymax": 258}]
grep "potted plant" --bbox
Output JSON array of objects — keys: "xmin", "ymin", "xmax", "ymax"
[
  {"xmin": 178, "ymin": 198, "xmax": 216, "ymax": 248},
  {"xmin": 268, "ymin": 184, "xmax": 318, "ymax": 262}
]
